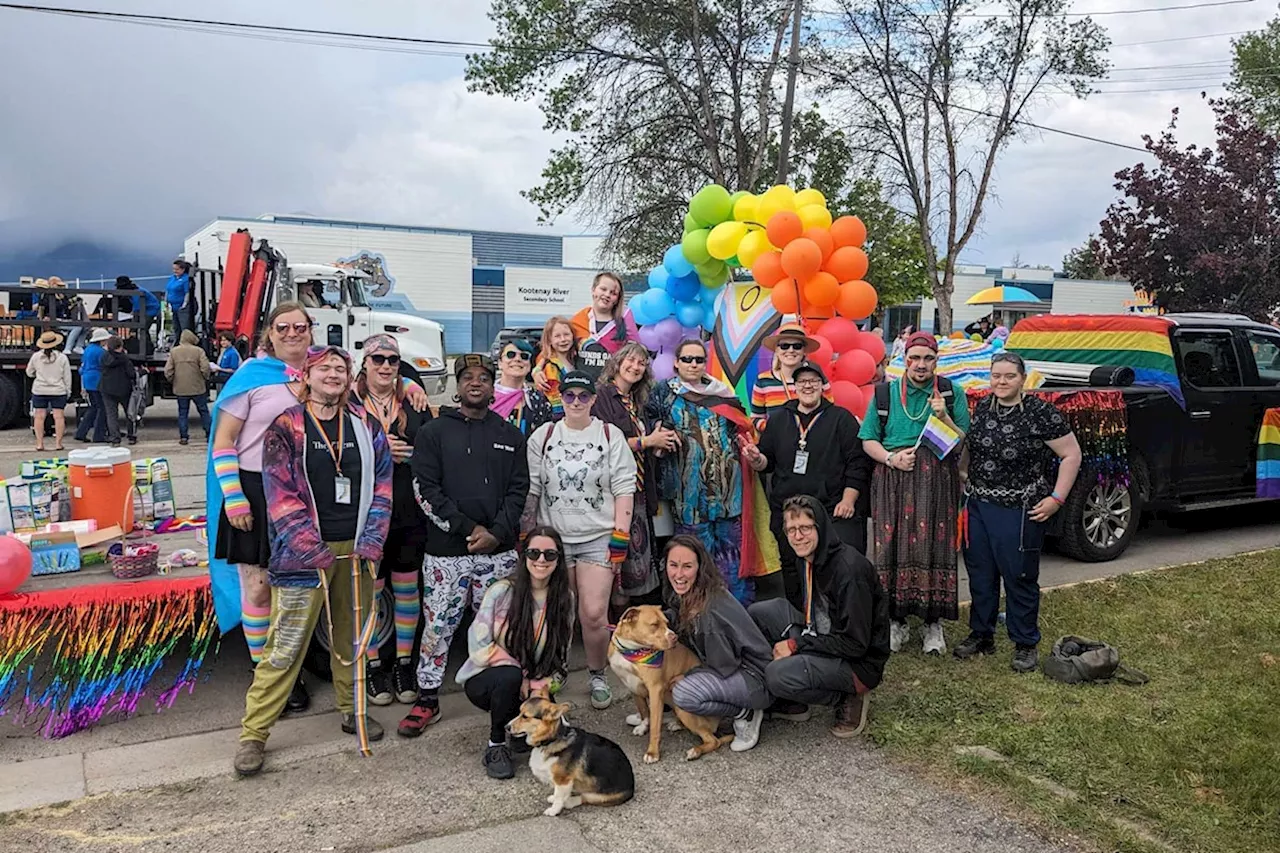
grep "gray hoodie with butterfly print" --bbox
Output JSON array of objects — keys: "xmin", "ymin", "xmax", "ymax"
[{"xmin": 526, "ymin": 417, "xmax": 636, "ymax": 544}]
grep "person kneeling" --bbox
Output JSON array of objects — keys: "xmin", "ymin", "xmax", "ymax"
[
  {"xmin": 747, "ymin": 495, "xmax": 889, "ymax": 738},
  {"xmin": 664, "ymin": 535, "xmax": 774, "ymax": 752},
  {"xmin": 458, "ymin": 526, "xmax": 575, "ymax": 780}
]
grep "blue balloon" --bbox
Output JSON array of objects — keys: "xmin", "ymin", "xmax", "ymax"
[
  {"xmin": 648, "ymin": 289, "xmax": 677, "ymax": 321},
  {"xmin": 647, "ymin": 266, "xmax": 671, "ymax": 292},
  {"xmin": 676, "ymin": 301, "xmax": 705, "ymax": 328},
  {"xmin": 629, "ymin": 291, "xmax": 656, "ymax": 326},
  {"xmin": 668, "ymin": 273, "xmax": 701, "ymax": 303},
  {"xmin": 664, "ymin": 244, "xmax": 695, "ymax": 279},
  {"xmin": 701, "ymin": 307, "xmax": 715, "ymax": 331},
  {"xmin": 991, "ymin": 337, "xmax": 1005, "ymax": 349},
  {"xmin": 699, "ymin": 286, "xmax": 721, "ymax": 307}
]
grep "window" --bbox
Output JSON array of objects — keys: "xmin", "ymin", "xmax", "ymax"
[
  {"xmin": 1174, "ymin": 330, "xmax": 1242, "ymax": 389},
  {"xmin": 1245, "ymin": 329, "xmax": 1280, "ymax": 386}
]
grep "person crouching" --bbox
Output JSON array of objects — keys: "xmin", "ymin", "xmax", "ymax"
[
  {"xmin": 747, "ymin": 495, "xmax": 890, "ymax": 738},
  {"xmin": 233, "ymin": 345, "xmax": 393, "ymax": 776}
]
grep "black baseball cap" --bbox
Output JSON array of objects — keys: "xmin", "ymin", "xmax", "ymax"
[
  {"xmin": 793, "ymin": 361, "xmax": 827, "ymax": 384},
  {"xmin": 560, "ymin": 370, "xmax": 596, "ymax": 395},
  {"xmin": 454, "ymin": 353, "xmax": 496, "ymax": 381}
]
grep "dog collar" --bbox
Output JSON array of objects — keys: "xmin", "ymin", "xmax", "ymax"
[{"xmin": 613, "ymin": 636, "xmax": 665, "ymax": 668}]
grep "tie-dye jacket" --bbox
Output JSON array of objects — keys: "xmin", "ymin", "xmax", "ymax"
[{"xmin": 261, "ymin": 400, "xmax": 394, "ymax": 587}]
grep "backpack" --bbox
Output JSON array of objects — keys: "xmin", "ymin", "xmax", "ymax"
[
  {"xmin": 873, "ymin": 376, "xmax": 954, "ymax": 423},
  {"xmin": 1042, "ymin": 636, "xmax": 1149, "ymax": 685}
]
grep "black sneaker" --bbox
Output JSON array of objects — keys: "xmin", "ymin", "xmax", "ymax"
[
  {"xmin": 179, "ymin": 437, "xmax": 189, "ymax": 445},
  {"xmin": 484, "ymin": 743, "xmax": 515, "ymax": 779},
  {"xmin": 508, "ymin": 734, "xmax": 532, "ymax": 755},
  {"xmin": 1012, "ymin": 645, "xmax": 1039, "ymax": 673},
  {"xmin": 283, "ymin": 676, "xmax": 310, "ymax": 715},
  {"xmin": 953, "ymin": 634, "xmax": 997, "ymax": 660},
  {"xmin": 366, "ymin": 662, "xmax": 393, "ymax": 706},
  {"xmin": 392, "ymin": 658, "xmax": 418, "ymax": 704},
  {"xmin": 767, "ymin": 699, "xmax": 811, "ymax": 722}
]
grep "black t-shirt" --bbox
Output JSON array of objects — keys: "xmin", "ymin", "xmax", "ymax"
[
  {"xmin": 968, "ymin": 396, "xmax": 1071, "ymax": 506},
  {"xmin": 305, "ymin": 411, "xmax": 363, "ymax": 542}
]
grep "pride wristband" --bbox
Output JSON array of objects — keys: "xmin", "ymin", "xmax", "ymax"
[
  {"xmin": 213, "ymin": 448, "xmax": 251, "ymax": 519},
  {"xmin": 608, "ymin": 529, "xmax": 630, "ymax": 564}
]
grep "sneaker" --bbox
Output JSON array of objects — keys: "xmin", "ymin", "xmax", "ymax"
[
  {"xmin": 1012, "ymin": 645, "xmax": 1039, "ymax": 673},
  {"xmin": 341, "ymin": 713, "xmax": 385, "ymax": 741},
  {"xmin": 831, "ymin": 692, "xmax": 870, "ymax": 739},
  {"xmin": 179, "ymin": 437, "xmax": 189, "ymax": 445},
  {"xmin": 283, "ymin": 676, "xmax": 310, "ymax": 715},
  {"xmin": 589, "ymin": 672, "xmax": 612, "ymax": 710},
  {"xmin": 953, "ymin": 634, "xmax": 997, "ymax": 660},
  {"xmin": 508, "ymin": 734, "xmax": 532, "ymax": 755},
  {"xmin": 889, "ymin": 620, "xmax": 910, "ymax": 653},
  {"xmin": 922, "ymin": 622, "xmax": 946, "ymax": 656},
  {"xmin": 233, "ymin": 739, "xmax": 265, "ymax": 776},
  {"xmin": 766, "ymin": 699, "xmax": 811, "ymax": 722},
  {"xmin": 484, "ymin": 743, "xmax": 515, "ymax": 780},
  {"xmin": 393, "ymin": 658, "xmax": 418, "ymax": 704},
  {"xmin": 366, "ymin": 662, "xmax": 393, "ymax": 706},
  {"xmin": 397, "ymin": 701, "xmax": 442, "ymax": 737},
  {"xmin": 730, "ymin": 708, "xmax": 763, "ymax": 752},
  {"xmin": 128, "ymin": 436, "xmax": 137, "ymax": 445}
]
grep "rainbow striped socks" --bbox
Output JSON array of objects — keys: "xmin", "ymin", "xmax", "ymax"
[
  {"xmin": 242, "ymin": 599, "xmax": 271, "ymax": 664},
  {"xmin": 391, "ymin": 571, "xmax": 419, "ymax": 660}
]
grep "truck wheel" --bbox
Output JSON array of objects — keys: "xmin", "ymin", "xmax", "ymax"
[
  {"xmin": 304, "ymin": 583, "xmax": 396, "ymax": 682},
  {"xmin": 1059, "ymin": 467, "xmax": 1141, "ymax": 562},
  {"xmin": 0, "ymin": 374, "xmax": 22, "ymax": 429}
]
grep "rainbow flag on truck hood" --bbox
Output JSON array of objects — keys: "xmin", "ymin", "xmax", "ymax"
[{"xmin": 1258, "ymin": 408, "xmax": 1280, "ymax": 499}]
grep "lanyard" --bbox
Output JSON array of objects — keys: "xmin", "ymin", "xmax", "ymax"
[
  {"xmin": 803, "ymin": 559, "xmax": 814, "ymax": 627},
  {"xmin": 362, "ymin": 392, "xmax": 398, "ymax": 434},
  {"xmin": 306, "ymin": 403, "xmax": 345, "ymax": 470},
  {"xmin": 794, "ymin": 409, "xmax": 824, "ymax": 450}
]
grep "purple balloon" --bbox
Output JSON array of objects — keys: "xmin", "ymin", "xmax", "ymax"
[
  {"xmin": 652, "ymin": 351, "xmax": 676, "ymax": 381},
  {"xmin": 655, "ymin": 316, "xmax": 684, "ymax": 348},
  {"xmin": 681, "ymin": 325, "xmax": 702, "ymax": 341},
  {"xmin": 637, "ymin": 323, "xmax": 663, "ymax": 351}
]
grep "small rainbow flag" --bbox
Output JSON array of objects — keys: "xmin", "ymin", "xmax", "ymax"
[
  {"xmin": 916, "ymin": 413, "xmax": 963, "ymax": 460},
  {"xmin": 1257, "ymin": 408, "xmax": 1280, "ymax": 499}
]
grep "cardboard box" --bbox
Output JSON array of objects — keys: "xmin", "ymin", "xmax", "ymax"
[{"xmin": 28, "ymin": 530, "xmax": 81, "ymax": 576}]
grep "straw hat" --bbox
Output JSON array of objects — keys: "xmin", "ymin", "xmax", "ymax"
[
  {"xmin": 762, "ymin": 322, "xmax": 820, "ymax": 353},
  {"xmin": 32, "ymin": 278, "xmax": 50, "ymax": 289},
  {"xmin": 36, "ymin": 331, "xmax": 64, "ymax": 350}
]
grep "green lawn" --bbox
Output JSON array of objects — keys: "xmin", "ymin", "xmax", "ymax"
[{"xmin": 870, "ymin": 551, "xmax": 1280, "ymax": 853}]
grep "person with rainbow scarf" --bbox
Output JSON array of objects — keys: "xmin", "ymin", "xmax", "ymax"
[{"xmin": 491, "ymin": 337, "xmax": 554, "ymax": 436}]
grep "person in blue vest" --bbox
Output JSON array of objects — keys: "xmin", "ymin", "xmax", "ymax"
[
  {"xmin": 166, "ymin": 260, "xmax": 193, "ymax": 340},
  {"xmin": 74, "ymin": 328, "xmax": 110, "ymax": 442}
]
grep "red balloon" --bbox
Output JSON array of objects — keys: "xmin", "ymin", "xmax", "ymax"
[
  {"xmin": 831, "ymin": 215, "xmax": 868, "ymax": 248},
  {"xmin": 810, "ymin": 334, "xmax": 835, "ymax": 368},
  {"xmin": 825, "ymin": 246, "xmax": 869, "ymax": 282},
  {"xmin": 819, "ymin": 316, "xmax": 860, "ymax": 353},
  {"xmin": 835, "ymin": 280, "xmax": 878, "ymax": 319},
  {"xmin": 0, "ymin": 534, "xmax": 33, "ymax": 595},
  {"xmin": 832, "ymin": 349, "xmax": 876, "ymax": 386},
  {"xmin": 856, "ymin": 330, "xmax": 887, "ymax": 363},
  {"xmin": 859, "ymin": 383, "xmax": 877, "ymax": 409},
  {"xmin": 802, "ymin": 271, "xmax": 840, "ymax": 308},
  {"xmin": 781, "ymin": 238, "xmax": 823, "ymax": 282},
  {"xmin": 766, "ymin": 211, "xmax": 804, "ymax": 248},
  {"xmin": 752, "ymin": 251, "xmax": 786, "ymax": 288},
  {"xmin": 802, "ymin": 227, "xmax": 835, "ymax": 264},
  {"xmin": 831, "ymin": 381, "xmax": 864, "ymax": 417},
  {"xmin": 770, "ymin": 278, "xmax": 800, "ymax": 313}
]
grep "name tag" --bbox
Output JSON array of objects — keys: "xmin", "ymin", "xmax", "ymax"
[
  {"xmin": 334, "ymin": 476, "xmax": 352, "ymax": 505},
  {"xmin": 792, "ymin": 450, "xmax": 809, "ymax": 475}
]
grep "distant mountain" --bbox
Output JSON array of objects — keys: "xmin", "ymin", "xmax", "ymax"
[{"xmin": 0, "ymin": 240, "xmax": 176, "ymax": 285}]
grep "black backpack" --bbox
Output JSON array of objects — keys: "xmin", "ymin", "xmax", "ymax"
[{"xmin": 873, "ymin": 375, "xmax": 955, "ymax": 423}]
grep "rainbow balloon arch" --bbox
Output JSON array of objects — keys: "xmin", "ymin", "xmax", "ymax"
[{"xmin": 631, "ymin": 183, "xmax": 888, "ymax": 418}]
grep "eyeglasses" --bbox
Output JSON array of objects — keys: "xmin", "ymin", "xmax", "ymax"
[
  {"xmin": 367, "ymin": 354, "xmax": 400, "ymax": 366},
  {"xmin": 677, "ymin": 355, "xmax": 706, "ymax": 364},
  {"xmin": 503, "ymin": 350, "xmax": 532, "ymax": 362},
  {"xmin": 784, "ymin": 523, "xmax": 817, "ymax": 537},
  {"xmin": 795, "ymin": 378, "xmax": 823, "ymax": 387},
  {"xmin": 275, "ymin": 321, "xmax": 313, "ymax": 335},
  {"xmin": 777, "ymin": 341, "xmax": 806, "ymax": 351},
  {"xmin": 526, "ymin": 548, "xmax": 560, "ymax": 563},
  {"xmin": 563, "ymin": 390, "xmax": 593, "ymax": 404}
]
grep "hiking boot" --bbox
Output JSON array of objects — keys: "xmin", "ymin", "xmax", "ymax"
[
  {"xmin": 366, "ymin": 662, "xmax": 393, "ymax": 706},
  {"xmin": 589, "ymin": 671, "xmax": 612, "ymax": 710},
  {"xmin": 1012, "ymin": 645, "xmax": 1039, "ymax": 673},
  {"xmin": 283, "ymin": 676, "xmax": 310, "ymax": 715},
  {"xmin": 341, "ymin": 713, "xmax": 385, "ymax": 741},
  {"xmin": 922, "ymin": 622, "xmax": 947, "ymax": 656},
  {"xmin": 233, "ymin": 739, "xmax": 265, "ymax": 776},
  {"xmin": 397, "ymin": 700, "xmax": 442, "ymax": 737},
  {"xmin": 889, "ymin": 620, "xmax": 909, "ymax": 653},
  {"xmin": 484, "ymin": 743, "xmax": 515, "ymax": 780},
  {"xmin": 393, "ymin": 658, "xmax": 418, "ymax": 703},
  {"xmin": 953, "ymin": 634, "xmax": 997, "ymax": 660},
  {"xmin": 730, "ymin": 708, "xmax": 763, "ymax": 752},
  {"xmin": 831, "ymin": 692, "xmax": 870, "ymax": 739},
  {"xmin": 767, "ymin": 699, "xmax": 811, "ymax": 722}
]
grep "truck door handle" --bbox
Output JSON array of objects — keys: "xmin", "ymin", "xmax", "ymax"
[{"xmin": 1190, "ymin": 410, "xmax": 1211, "ymax": 420}]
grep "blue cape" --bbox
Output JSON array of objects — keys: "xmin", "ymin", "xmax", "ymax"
[{"xmin": 206, "ymin": 356, "xmax": 293, "ymax": 634}]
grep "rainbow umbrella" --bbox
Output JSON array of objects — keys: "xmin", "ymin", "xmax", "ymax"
[{"xmin": 966, "ymin": 285, "xmax": 1042, "ymax": 305}]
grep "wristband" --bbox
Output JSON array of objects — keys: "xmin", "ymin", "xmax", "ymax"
[
  {"xmin": 607, "ymin": 529, "xmax": 630, "ymax": 564},
  {"xmin": 213, "ymin": 448, "xmax": 251, "ymax": 519},
  {"xmin": 886, "ymin": 452, "xmax": 896, "ymax": 467},
  {"xmin": 1049, "ymin": 492, "xmax": 1065, "ymax": 505}
]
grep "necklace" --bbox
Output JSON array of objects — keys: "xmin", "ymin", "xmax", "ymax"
[
  {"xmin": 364, "ymin": 389, "xmax": 397, "ymax": 431},
  {"xmin": 899, "ymin": 378, "xmax": 933, "ymax": 423},
  {"xmin": 994, "ymin": 397, "xmax": 1023, "ymax": 418}
]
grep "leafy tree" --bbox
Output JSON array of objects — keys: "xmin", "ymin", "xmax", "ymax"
[
  {"xmin": 1095, "ymin": 100, "xmax": 1280, "ymax": 318},
  {"xmin": 821, "ymin": 0, "xmax": 1109, "ymax": 332},
  {"xmin": 1062, "ymin": 236, "xmax": 1106, "ymax": 279},
  {"xmin": 1230, "ymin": 17, "xmax": 1280, "ymax": 131}
]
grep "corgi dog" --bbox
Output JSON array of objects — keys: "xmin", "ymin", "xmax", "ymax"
[
  {"xmin": 507, "ymin": 696, "xmax": 635, "ymax": 817},
  {"xmin": 608, "ymin": 605, "xmax": 733, "ymax": 764}
]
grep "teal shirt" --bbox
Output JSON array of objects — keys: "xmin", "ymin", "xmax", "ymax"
[{"xmin": 858, "ymin": 378, "xmax": 970, "ymax": 450}]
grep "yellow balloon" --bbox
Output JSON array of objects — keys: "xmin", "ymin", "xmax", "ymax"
[
  {"xmin": 736, "ymin": 228, "xmax": 774, "ymax": 267},
  {"xmin": 797, "ymin": 204, "xmax": 833, "ymax": 230},
  {"xmin": 706, "ymin": 220, "xmax": 749, "ymax": 261},
  {"xmin": 733, "ymin": 193, "xmax": 759, "ymax": 224},
  {"xmin": 795, "ymin": 188, "xmax": 827, "ymax": 209},
  {"xmin": 756, "ymin": 186, "xmax": 796, "ymax": 225}
]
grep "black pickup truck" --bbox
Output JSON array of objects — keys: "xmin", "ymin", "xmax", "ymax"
[{"xmin": 1010, "ymin": 313, "xmax": 1280, "ymax": 561}]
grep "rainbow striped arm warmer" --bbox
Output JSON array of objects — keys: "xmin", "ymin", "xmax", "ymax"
[
  {"xmin": 213, "ymin": 448, "xmax": 250, "ymax": 518},
  {"xmin": 608, "ymin": 529, "xmax": 630, "ymax": 564}
]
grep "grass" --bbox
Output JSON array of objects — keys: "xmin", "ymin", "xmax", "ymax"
[{"xmin": 869, "ymin": 551, "xmax": 1280, "ymax": 853}]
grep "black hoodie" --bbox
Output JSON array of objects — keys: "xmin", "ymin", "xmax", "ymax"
[
  {"xmin": 411, "ymin": 406, "xmax": 529, "ymax": 557},
  {"xmin": 757, "ymin": 397, "xmax": 872, "ymax": 517},
  {"xmin": 787, "ymin": 495, "xmax": 890, "ymax": 688}
]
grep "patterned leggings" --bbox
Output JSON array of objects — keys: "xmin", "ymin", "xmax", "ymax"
[{"xmin": 415, "ymin": 551, "xmax": 518, "ymax": 691}]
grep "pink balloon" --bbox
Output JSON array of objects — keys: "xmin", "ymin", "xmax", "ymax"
[
  {"xmin": 856, "ymin": 331, "xmax": 887, "ymax": 363},
  {"xmin": 831, "ymin": 381, "xmax": 864, "ymax": 417},
  {"xmin": 832, "ymin": 349, "xmax": 877, "ymax": 386},
  {"xmin": 810, "ymin": 335, "xmax": 835, "ymax": 368},
  {"xmin": 820, "ymin": 317, "xmax": 860, "ymax": 354},
  {"xmin": 652, "ymin": 351, "xmax": 676, "ymax": 381},
  {"xmin": 0, "ymin": 534, "xmax": 33, "ymax": 595}
]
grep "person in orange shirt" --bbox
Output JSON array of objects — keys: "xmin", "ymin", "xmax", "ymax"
[{"xmin": 570, "ymin": 272, "xmax": 638, "ymax": 379}]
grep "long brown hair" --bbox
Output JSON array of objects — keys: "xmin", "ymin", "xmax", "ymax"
[
  {"xmin": 663, "ymin": 535, "xmax": 725, "ymax": 634},
  {"xmin": 599, "ymin": 341, "xmax": 654, "ymax": 406},
  {"xmin": 257, "ymin": 301, "xmax": 314, "ymax": 357},
  {"xmin": 538, "ymin": 315, "xmax": 577, "ymax": 367},
  {"xmin": 355, "ymin": 360, "xmax": 408, "ymax": 434},
  {"xmin": 505, "ymin": 526, "xmax": 575, "ymax": 681}
]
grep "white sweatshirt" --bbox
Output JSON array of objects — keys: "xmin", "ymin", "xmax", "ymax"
[{"xmin": 26, "ymin": 351, "xmax": 72, "ymax": 396}]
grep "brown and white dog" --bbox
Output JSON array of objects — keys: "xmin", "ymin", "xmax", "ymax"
[{"xmin": 608, "ymin": 605, "xmax": 733, "ymax": 764}]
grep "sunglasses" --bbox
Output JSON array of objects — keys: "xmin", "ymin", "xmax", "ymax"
[
  {"xmin": 776, "ymin": 341, "xmax": 806, "ymax": 351},
  {"xmin": 503, "ymin": 350, "xmax": 532, "ymax": 361},
  {"xmin": 367, "ymin": 354, "xmax": 400, "ymax": 366},
  {"xmin": 275, "ymin": 321, "xmax": 314, "ymax": 335},
  {"xmin": 677, "ymin": 355, "xmax": 707, "ymax": 364},
  {"xmin": 526, "ymin": 548, "xmax": 560, "ymax": 563},
  {"xmin": 563, "ymin": 389, "xmax": 593, "ymax": 404}
]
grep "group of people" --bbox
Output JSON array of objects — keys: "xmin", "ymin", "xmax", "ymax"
[{"xmin": 210, "ymin": 273, "xmax": 1085, "ymax": 787}]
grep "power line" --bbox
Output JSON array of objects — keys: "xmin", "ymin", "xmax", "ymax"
[
  {"xmin": 814, "ymin": 0, "xmax": 1255, "ymax": 19},
  {"xmin": 1112, "ymin": 29, "xmax": 1249, "ymax": 46}
]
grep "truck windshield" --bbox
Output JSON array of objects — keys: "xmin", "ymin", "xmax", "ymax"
[{"xmin": 345, "ymin": 277, "xmax": 369, "ymax": 307}]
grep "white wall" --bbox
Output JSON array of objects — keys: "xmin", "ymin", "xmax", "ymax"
[
  {"xmin": 503, "ymin": 266, "xmax": 597, "ymax": 327},
  {"xmin": 1050, "ymin": 279, "xmax": 1137, "ymax": 316}
]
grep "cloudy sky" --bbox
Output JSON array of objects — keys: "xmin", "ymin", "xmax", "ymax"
[{"xmin": 0, "ymin": 0, "xmax": 1272, "ymax": 271}]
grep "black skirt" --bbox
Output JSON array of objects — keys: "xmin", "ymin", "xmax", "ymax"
[{"xmin": 214, "ymin": 470, "xmax": 272, "ymax": 568}]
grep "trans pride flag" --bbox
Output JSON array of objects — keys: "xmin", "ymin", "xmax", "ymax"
[{"xmin": 1258, "ymin": 408, "xmax": 1280, "ymax": 499}]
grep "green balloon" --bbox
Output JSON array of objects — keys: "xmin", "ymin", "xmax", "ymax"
[
  {"xmin": 682, "ymin": 228, "xmax": 712, "ymax": 265},
  {"xmin": 697, "ymin": 264, "xmax": 730, "ymax": 287},
  {"xmin": 683, "ymin": 212, "xmax": 701, "ymax": 234},
  {"xmin": 689, "ymin": 184, "xmax": 734, "ymax": 228},
  {"xmin": 695, "ymin": 258, "xmax": 726, "ymax": 276},
  {"xmin": 725, "ymin": 255, "xmax": 741, "ymax": 269}
]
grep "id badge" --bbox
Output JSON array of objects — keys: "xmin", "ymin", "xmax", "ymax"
[
  {"xmin": 334, "ymin": 476, "xmax": 352, "ymax": 505},
  {"xmin": 793, "ymin": 450, "xmax": 809, "ymax": 475}
]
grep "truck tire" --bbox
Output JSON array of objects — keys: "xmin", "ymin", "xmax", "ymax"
[
  {"xmin": 0, "ymin": 373, "xmax": 22, "ymax": 430},
  {"xmin": 304, "ymin": 583, "xmax": 397, "ymax": 682},
  {"xmin": 1059, "ymin": 465, "xmax": 1142, "ymax": 562}
]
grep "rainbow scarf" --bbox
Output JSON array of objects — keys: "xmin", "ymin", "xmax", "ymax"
[
  {"xmin": 1005, "ymin": 314, "xmax": 1183, "ymax": 408},
  {"xmin": 612, "ymin": 636, "xmax": 664, "ymax": 668},
  {"xmin": 1257, "ymin": 408, "xmax": 1280, "ymax": 499}
]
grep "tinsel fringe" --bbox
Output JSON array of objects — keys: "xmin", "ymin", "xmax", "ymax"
[{"xmin": 0, "ymin": 576, "xmax": 217, "ymax": 738}]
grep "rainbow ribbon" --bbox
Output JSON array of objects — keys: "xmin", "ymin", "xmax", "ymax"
[{"xmin": 1257, "ymin": 408, "xmax": 1280, "ymax": 499}]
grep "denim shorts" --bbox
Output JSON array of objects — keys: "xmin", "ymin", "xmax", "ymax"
[
  {"xmin": 31, "ymin": 394, "xmax": 68, "ymax": 410},
  {"xmin": 563, "ymin": 534, "xmax": 611, "ymax": 569}
]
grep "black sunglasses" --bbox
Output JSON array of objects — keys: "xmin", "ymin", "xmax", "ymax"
[
  {"xmin": 677, "ymin": 355, "xmax": 707, "ymax": 364},
  {"xmin": 776, "ymin": 341, "xmax": 806, "ymax": 351},
  {"xmin": 503, "ymin": 350, "xmax": 532, "ymax": 361},
  {"xmin": 368, "ymin": 354, "xmax": 400, "ymax": 366},
  {"xmin": 526, "ymin": 548, "xmax": 560, "ymax": 563}
]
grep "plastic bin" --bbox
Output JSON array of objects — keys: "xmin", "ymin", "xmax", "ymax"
[{"xmin": 68, "ymin": 447, "xmax": 134, "ymax": 532}]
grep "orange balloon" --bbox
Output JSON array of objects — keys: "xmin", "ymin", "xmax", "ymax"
[
  {"xmin": 765, "ymin": 211, "xmax": 804, "ymax": 248},
  {"xmin": 781, "ymin": 238, "xmax": 823, "ymax": 282},
  {"xmin": 825, "ymin": 246, "xmax": 869, "ymax": 283},
  {"xmin": 804, "ymin": 303, "xmax": 834, "ymax": 322},
  {"xmin": 771, "ymin": 278, "xmax": 800, "ymax": 313},
  {"xmin": 831, "ymin": 215, "xmax": 867, "ymax": 248},
  {"xmin": 802, "ymin": 271, "xmax": 840, "ymax": 307},
  {"xmin": 835, "ymin": 279, "xmax": 878, "ymax": 319},
  {"xmin": 803, "ymin": 227, "xmax": 835, "ymax": 263},
  {"xmin": 751, "ymin": 251, "xmax": 786, "ymax": 289}
]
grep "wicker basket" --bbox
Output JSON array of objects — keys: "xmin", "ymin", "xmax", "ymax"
[{"xmin": 107, "ymin": 488, "xmax": 159, "ymax": 579}]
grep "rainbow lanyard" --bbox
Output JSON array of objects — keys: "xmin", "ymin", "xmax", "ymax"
[
  {"xmin": 794, "ymin": 409, "xmax": 824, "ymax": 451},
  {"xmin": 613, "ymin": 635, "xmax": 664, "ymax": 668},
  {"xmin": 804, "ymin": 559, "xmax": 814, "ymax": 628},
  {"xmin": 305, "ymin": 403, "xmax": 345, "ymax": 469}
]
